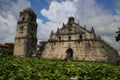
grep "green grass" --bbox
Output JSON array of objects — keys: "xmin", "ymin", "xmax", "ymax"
[{"xmin": 0, "ymin": 57, "xmax": 120, "ymax": 80}]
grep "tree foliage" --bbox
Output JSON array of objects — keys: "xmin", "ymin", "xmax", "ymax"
[
  {"xmin": 37, "ymin": 41, "xmax": 47, "ymax": 52},
  {"xmin": 116, "ymin": 28, "xmax": 120, "ymax": 42},
  {"xmin": 0, "ymin": 57, "xmax": 120, "ymax": 80}
]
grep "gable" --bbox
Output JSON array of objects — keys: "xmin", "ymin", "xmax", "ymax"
[{"xmin": 49, "ymin": 17, "xmax": 95, "ymax": 41}]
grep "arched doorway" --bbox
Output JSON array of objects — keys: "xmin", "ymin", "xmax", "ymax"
[{"xmin": 66, "ymin": 48, "xmax": 73, "ymax": 59}]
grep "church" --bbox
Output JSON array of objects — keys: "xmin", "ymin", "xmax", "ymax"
[
  {"xmin": 42, "ymin": 17, "xmax": 118, "ymax": 62},
  {"xmin": 14, "ymin": 8, "xmax": 119, "ymax": 62}
]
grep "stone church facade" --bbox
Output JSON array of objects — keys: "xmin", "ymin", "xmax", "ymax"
[
  {"xmin": 14, "ymin": 8, "xmax": 37, "ymax": 57},
  {"xmin": 42, "ymin": 17, "xmax": 119, "ymax": 62},
  {"xmin": 13, "ymin": 8, "xmax": 119, "ymax": 62}
]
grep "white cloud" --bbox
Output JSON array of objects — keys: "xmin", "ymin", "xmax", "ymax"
[
  {"xmin": 37, "ymin": 18, "xmax": 59, "ymax": 41},
  {"xmin": 38, "ymin": 0, "xmax": 76, "ymax": 42},
  {"xmin": 0, "ymin": 0, "xmax": 31, "ymax": 43},
  {"xmin": 39, "ymin": 0, "xmax": 120, "ymax": 54},
  {"xmin": 73, "ymin": 0, "xmax": 120, "ymax": 53},
  {"xmin": 0, "ymin": 11, "xmax": 17, "ymax": 43},
  {"xmin": 41, "ymin": 1, "xmax": 76, "ymax": 24}
]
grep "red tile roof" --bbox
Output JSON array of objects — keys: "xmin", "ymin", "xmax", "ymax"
[{"xmin": 0, "ymin": 44, "xmax": 9, "ymax": 47}]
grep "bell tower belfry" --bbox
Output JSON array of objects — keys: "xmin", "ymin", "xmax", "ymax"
[{"xmin": 14, "ymin": 8, "xmax": 37, "ymax": 57}]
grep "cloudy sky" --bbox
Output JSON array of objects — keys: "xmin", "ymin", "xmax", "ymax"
[{"xmin": 0, "ymin": 0, "xmax": 120, "ymax": 54}]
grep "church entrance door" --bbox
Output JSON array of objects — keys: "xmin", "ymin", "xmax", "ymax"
[{"xmin": 66, "ymin": 48, "xmax": 73, "ymax": 59}]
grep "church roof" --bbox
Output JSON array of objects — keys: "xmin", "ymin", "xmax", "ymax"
[
  {"xmin": 55, "ymin": 17, "xmax": 94, "ymax": 35},
  {"xmin": 0, "ymin": 44, "xmax": 9, "ymax": 47}
]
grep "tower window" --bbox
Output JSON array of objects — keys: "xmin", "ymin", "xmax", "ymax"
[
  {"xmin": 68, "ymin": 36, "xmax": 71, "ymax": 40},
  {"xmin": 19, "ymin": 26, "xmax": 24, "ymax": 31},
  {"xmin": 31, "ymin": 17, "xmax": 34, "ymax": 21},
  {"xmin": 69, "ymin": 28, "xmax": 72, "ymax": 32},
  {"xmin": 79, "ymin": 35, "xmax": 82, "ymax": 39},
  {"xmin": 22, "ymin": 17, "xmax": 25, "ymax": 21},
  {"xmin": 59, "ymin": 36, "xmax": 61, "ymax": 40}
]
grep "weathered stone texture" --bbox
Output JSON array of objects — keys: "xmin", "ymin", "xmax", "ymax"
[
  {"xmin": 42, "ymin": 17, "xmax": 119, "ymax": 62},
  {"xmin": 14, "ymin": 8, "xmax": 37, "ymax": 57}
]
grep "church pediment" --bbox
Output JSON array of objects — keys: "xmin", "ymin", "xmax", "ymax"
[{"xmin": 49, "ymin": 17, "xmax": 96, "ymax": 41}]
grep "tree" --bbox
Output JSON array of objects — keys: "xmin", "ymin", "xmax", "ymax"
[
  {"xmin": 116, "ymin": 28, "xmax": 120, "ymax": 42},
  {"xmin": 37, "ymin": 41, "xmax": 47, "ymax": 52},
  {"xmin": 6, "ymin": 43, "xmax": 14, "ymax": 55}
]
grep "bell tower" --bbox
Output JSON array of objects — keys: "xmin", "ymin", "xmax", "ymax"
[{"xmin": 14, "ymin": 8, "xmax": 37, "ymax": 57}]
